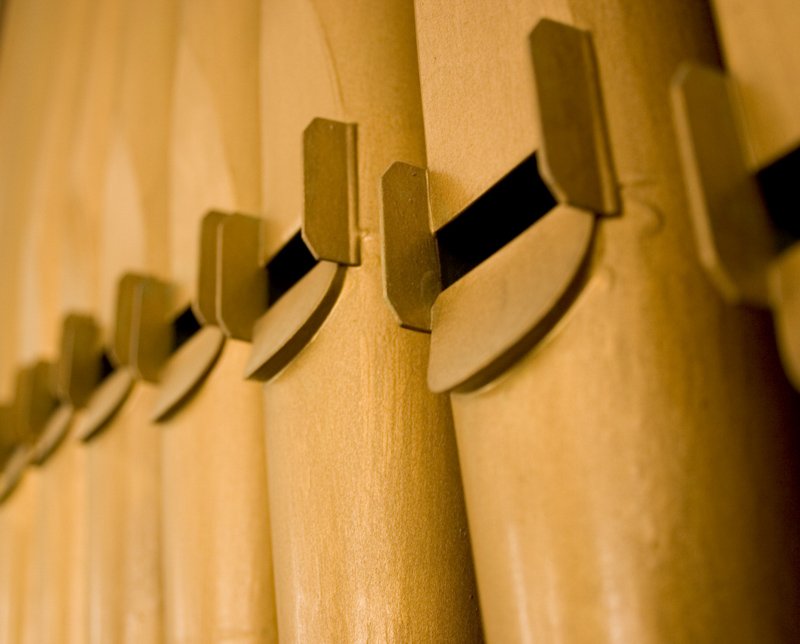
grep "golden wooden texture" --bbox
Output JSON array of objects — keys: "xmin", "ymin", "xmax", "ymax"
[
  {"xmin": 710, "ymin": 0, "xmax": 800, "ymax": 168},
  {"xmin": 260, "ymin": 0, "xmax": 482, "ymax": 639},
  {"xmin": 415, "ymin": 0, "xmax": 800, "ymax": 641},
  {"xmin": 158, "ymin": 1, "xmax": 277, "ymax": 641},
  {"xmin": 84, "ymin": 383, "xmax": 161, "ymax": 643},
  {"xmin": 0, "ymin": 468, "xmax": 38, "ymax": 642},
  {"xmin": 29, "ymin": 418, "xmax": 88, "ymax": 643},
  {"xmin": 161, "ymin": 340, "xmax": 277, "ymax": 642}
]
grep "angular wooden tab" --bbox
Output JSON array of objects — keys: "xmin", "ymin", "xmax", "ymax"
[
  {"xmin": 151, "ymin": 326, "xmax": 225, "ymax": 421},
  {"xmin": 672, "ymin": 64, "xmax": 775, "ymax": 305},
  {"xmin": 15, "ymin": 362, "xmax": 59, "ymax": 442},
  {"xmin": 31, "ymin": 404, "xmax": 73, "ymax": 466},
  {"xmin": 111, "ymin": 273, "xmax": 142, "ymax": 367},
  {"xmin": 131, "ymin": 276, "xmax": 175, "ymax": 382},
  {"xmin": 56, "ymin": 313, "xmax": 102, "ymax": 408},
  {"xmin": 245, "ymin": 261, "xmax": 346, "ymax": 381},
  {"xmin": 217, "ymin": 214, "xmax": 268, "ymax": 341},
  {"xmin": 303, "ymin": 118, "xmax": 359, "ymax": 265},
  {"xmin": 429, "ymin": 205, "xmax": 595, "ymax": 393},
  {"xmin": 77, "ymin": 368, "xmax": 135, "ymax": 442},
  {"xmin": 195, "ymin": 211, "xmax": 228, "ymax": 326},
  {"xmin": 531, "ymin": 19, "xmax": 618, "ymax": 215},
  {"xmin": 380, "ymin": 162, "xmax": 441, "ymax": 332}
]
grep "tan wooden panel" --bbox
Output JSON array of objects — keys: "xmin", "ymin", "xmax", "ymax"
[
  {"xmin": 711, "ymin": 0, "xmax": 800, "ymax": 167},
  {"xmin": 0, "ymin": 471, "xmax": 38, "ymax": 642},
  {"xmin": 86, "ymin": 384, "xmax": 161, "ymax": 643},
  {"xmin": 0, "ymin": 0, "xmax": 92, "ymax": 381},
  {"xmin": 31, "ymin": 422, "xmax": 88, "ymax": 643},
  {"xmin": 414, "ymin": 0, "xmax": 572, "ymax": 230}
]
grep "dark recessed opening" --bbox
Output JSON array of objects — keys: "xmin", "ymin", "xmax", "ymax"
[
  {"xmin": 757, "ymin": 145, "xmax": 800, "ymax": 250},
  {"xmin": 266, "ymin": 231, "xmax": 318, "ymax": 305},
  {"xmin": 436, "ymin": 153, "xmax": 556, "ymax": 288},
  {"xmin": 172, "ymin": 306, "xmax": 202, "ymax": 350},
  {"xmin": 99, "ymin": 351, "xmax": 115, "ymax": 381}
]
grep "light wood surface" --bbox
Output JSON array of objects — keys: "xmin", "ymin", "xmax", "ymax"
[
  {"xmin": 31, "ymin": 420, "xmax": 88, "ymax": 643},
  {"xmin": 0, "ymin": 470, "xmax": 38, "ymax": 642},
  {"xmin": 710, "ymin": 0, "xmax": 800, "ymax": 168},
  {"xmin": 85, "ymin": 383, "xmax": 162, "ymax": 643}
]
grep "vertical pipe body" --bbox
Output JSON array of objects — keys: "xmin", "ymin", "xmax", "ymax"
[
  {"xmin": 161, "ymin": 341, "xmax": 276, "ymax": 642},
  {"xmin": 33, "ymin": 421, "xmax": 88, "ymax": 643},
  {"xmin": 86, "ymin": 383, "xmax": 162, "ymax": 643},
  {"xmin": 260, "ymin": 0, "xmax": 482, "ymax": 639},
  {"xmin": 161, "ymin": 1, "xmax": 276, "ymax": 640},
  {"xmin": 0, "ymin": 469, "xmax": 38, "ymax": 642},
  {"xmin": 417, "ymin": 0, "xmax": 800, "ymax": 641}
]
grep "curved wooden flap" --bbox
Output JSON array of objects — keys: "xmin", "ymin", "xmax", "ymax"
[
  {"xmin": 428, "ymin": 205, "xmax": 595, "ymax": 393},
  {"xmin": 245, "ymin": 260, "xmax": 345, "ymax": 381},
  {"xmin": 0, "ymin": 445, "xmax": 32, "ymax": 504},
  {"xmin": 31, "ymin": 404, "xmax": 74, "ymax": 466},
  {"xmin": 151, "ymin": 326, "xmax": 225, "ymax": 421},
  {"xmin": 77, "ymin": 368, "xmax": 135, "ymax": 442}
]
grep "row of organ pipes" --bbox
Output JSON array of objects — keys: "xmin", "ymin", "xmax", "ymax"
[{"xmin": 0, "ymin": 0, "xmax": 799, "ymax": 641}]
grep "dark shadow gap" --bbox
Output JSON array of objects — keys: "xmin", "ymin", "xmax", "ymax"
[
  {"xmin": 757, "ymin": 145, "xmax": 800, "ymax": 250},
  {"xmin": 173, "ymin": 306, "xmax": 202, "ymax": 350},
  {"xmin": 266, "ymin": 231, "xmax": 319, "ymax": 305},
  {"xmin": 436, "ymin": 153, "xmax": 557, "ymax": 289}
]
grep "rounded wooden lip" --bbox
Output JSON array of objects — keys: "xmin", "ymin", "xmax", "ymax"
[
  {"xmin": 245, "ymin": 260, "xmax": 346, "ymax": 381},
  {"xmin": 0, "ymin": 445, "xmax": 32, "ymax": 504},
  {"xmin": 151, "ymin": 326, "xmax": 226, "ymax": 422},
  {"xmin": 77, "ymin": 368, "xmax": 135, "ymax": 442},
  {"xmin": 31, "ymin": 404, "xmax": 74, "ymax": 466},
  {"xmin": 428, "ymin": 205, "xmax": 595, "ymax": 394}
]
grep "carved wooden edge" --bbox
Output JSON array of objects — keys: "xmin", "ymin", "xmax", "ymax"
[
  {"xmin": 428, "ymin": 206, "xmax": 595, "ymax": 393},
  {"xmin": 531, "ymin": 19, "xmax": 619, "ymax": 216},
  {"xmin": 245, "ymin": 261, "xmax": 346, "ymax": 381},
  {"xmin": 151, "ymin": 326, "xmax": 225, "ymax": 422},
  {"xmin": 77, "ymin": 368, "xmax": 135, "ymax": 442},
  {"xmin": 0, "ymin": 445, "xmax": 32, "ymax": 504},
  {"xmin": 30, "ymin": 404, "xmax": 74, "ymax": 466}
]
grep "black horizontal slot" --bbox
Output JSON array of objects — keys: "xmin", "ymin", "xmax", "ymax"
[
  {"xmin": 172, "ymin": 306, "xmax": 202, "ymax": 350},
  {"xmin": 757, "ymin": 145, "xmax": 800, "ymax": 250},
  {"xmin": 266, "ymin": 231, "xmax": 318, "ymax": 305},
  {"xmin": 436, "ymin": 153, "xmax": 556, "ymax": 288}
]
